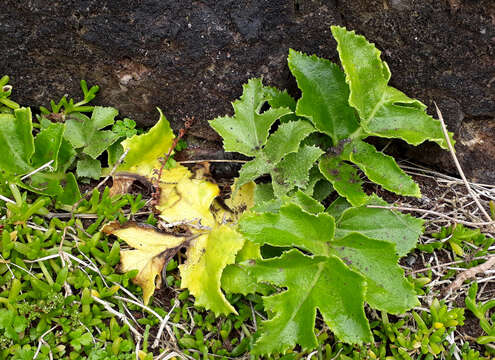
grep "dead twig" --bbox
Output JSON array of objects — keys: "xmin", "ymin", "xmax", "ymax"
[
  {"xmin": 435, "ymin": 104, "xmax": 493, "ymax": 227},
  {"xmin": 151, "ymin": 117, "xmax": 193, "ymax": 208},
  {"xmin": 366, "ymin": 205, "xmax": 495, "ymax": 227},
  {"xmin": 444, "ymin": 255, "xmax": 495, "ymax": 294}
]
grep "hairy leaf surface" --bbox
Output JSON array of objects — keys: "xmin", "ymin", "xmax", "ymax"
[
  {"xmin": 240, "ymin": 203, "xmax": 334, "ymax": 256},
  {"xmin": 209, "ymin": 78, "xmax": 292, "ymax": 156},
  {"xmin": 331, "ymin": 26, "xmax": 453, "ymax": 149},
  {"xmin": 247, "ymin": 249, "xmax": 371, "ymax": 354},
  {"xmin": 343, "ymin": 140, "xmax": 420, "ymax": 197},
  {"xmin": 330, "ymin": 233, "xmax": 418, "ymax": 313},
  {"xmin": 319, "ymin": 155, "xmax": 368, "ymax": 206},
  {"xmin": 288, "ymin": 49, "xmax": 359, "ymax": 144},
  {"xmin": 335, "ymin": 198, "xmax": 424, "ymax": 256}
]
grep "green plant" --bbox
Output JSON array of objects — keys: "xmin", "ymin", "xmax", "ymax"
[
  {"xmin": 419, "ymin": 224, "xmax": 494, "ymax": 258},
  {"xmin": 209, "ymin": 26, "xmax": 453, "ymax": 355},
  {"xmin": 0, "ymin": 75, "xmax": 20, "ymax": 112},
  {"xmin": 466, "ymin": 282, "xmax": 495, "ymax": 345},
  {"xmin": 39, "ymin": 80, "xmax": 99, "ymax": 116},
  {"xmin": 0, "ymin": 79, "xmax": 145, "ymax": 210}
]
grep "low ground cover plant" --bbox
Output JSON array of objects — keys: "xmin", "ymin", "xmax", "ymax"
[{"xmin": 0, "ymin": 26, "xmax": 493, "ymax": 359}]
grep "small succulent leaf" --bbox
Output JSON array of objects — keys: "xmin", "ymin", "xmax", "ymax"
[
  {"xmin": 239, "ymin": 203, "xmax": 334, "ymax": 256},
  {"xmin": 102, "ymin": 222, "xmax": 188, "ymax": 305},
  {"xmin": 76, "ymin": 157, "xmax": 102, "ymax": 180},
  {"xmin": 331, "ymin": 26, "xmax": 452, "ymax": 149},
  {"xmin": 335, "ymin": 195, "xmax": 424, "ymax": 257},
  {"xmin": 262, "ymin": 120, "xmax": 315, "ymax": 164},
  {"xmin": 83, "ymin": 129, "xmax": 120, "ymax": 159},
  {"xmin": 319, "ymin": 155, "xmax": 368, "ymax": 206},
  {"xmin": 248, "ymin": 249, "xmax": 371, "ymax": 354},
  {"xmin": 344, "ymin": 140, "xmax": 420, "ymax": 197},
  {"xmin": 209, "ymin": 78, "xmax": 292, "ymax": 156},
  {"xmin": 32, "ymin": 122, "xmax": 64, "ymax": 169},
  {"xmin": 271, "ymin": 145, "xmax": 324, "ymax": 198},
  {"xmin": 264, "ymin": 86, "xmax": 298, "ymax": 123},
  {"xmin": 180, "ymin": 225, "xmax": 245, "ymax": 316},
  {"xmin": 0, "ymin": 108, "xmax": 34, "ymax": 174},
  {"xmin": 288, "ymin": 49, "xmax": 359, "ymax": 144},
  {"xmin": 118, "ymin": 108, "xmax": 175, "ymax": 178},
  {"xmin": 329, "ymin": 233, "xmax": 419, "ymax": 313},
  {"xmin": 158, "ymin": 174, "xmax": 219, "ymax": 229}
]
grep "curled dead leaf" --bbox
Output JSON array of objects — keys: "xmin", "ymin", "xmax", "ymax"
[{"xmin": 103, "ymin": 221, "xmax": 193, "ymax": 305}]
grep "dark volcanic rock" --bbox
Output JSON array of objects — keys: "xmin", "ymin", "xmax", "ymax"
[{"xmin": 1, "ymin": 0, "xmax": 494, "ymax": 182}]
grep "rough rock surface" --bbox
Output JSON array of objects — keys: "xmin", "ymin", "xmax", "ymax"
[{"xmin": 1, "ymin": 0, "xmax": 494, "ymax": 182}]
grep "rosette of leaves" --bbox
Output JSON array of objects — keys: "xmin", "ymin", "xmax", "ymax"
[
  {"xmin": 211, "ymin": 26, "xmax": 453, "ymax": 206},
  {"xmin": 210, "ymin": 26, "xmax": 454, "ymax": 354}
]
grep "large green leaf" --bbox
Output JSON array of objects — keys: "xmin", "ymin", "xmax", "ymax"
[
  {"xmin": 239, "ymin": 203, "xmax": 334, "ymax": 256},
  {"xmin": 247, "ymin": 249, "xmax": 371, "ymax": 354},
  {"xmin": 329, "ymin": 233, "xmax": 418, "ymax": 313},
  {"xmin": 0, "ymin": 108, "xmax": 34, "ymax": 174},
  {"xmin": 209, "ymin": 78, "xmax": 292, "ymax": 156},
  {"xmin": 221, "ymin": 240, "xmax": 271, "ymax": 296},
  {"xmin": 319, "ymin": 155, "xmax": 368, "ymax": 206},
  {"xmin": 335, "ymin": 197, "xmax": 424, "ymax": 256},
  {"xmin": 331, "ymin": 26, "xmax": 452, "ymax": 149},
  {"xmin": 31, "ymin": 122, "xmax": 65, "ymax": 169},
  {"xmin": 288, "ymin": 49, "xmax": 359, "ymax": 144},
  {"xmin": 343, "ymin": 140, "xmax": 420, "ymax": 197}
]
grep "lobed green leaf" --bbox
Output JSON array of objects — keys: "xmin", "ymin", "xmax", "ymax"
[
  {"xmin": 247, "ymin": 249, "xmax": 371, "ymax": 354},
  {"xmin": 288, "ymin": 49, "xmax": 359, "ymax": 144},
  {"xmin": 209, "ymin": 78, "xmax": 292, "ymax": 156}
]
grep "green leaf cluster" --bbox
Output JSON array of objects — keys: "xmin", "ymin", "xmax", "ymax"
[
  {"xmin": 0, "ymin": 79, "xmax": 141, "ymax": 208},
  {"xmin": 466, "ymin": 283, "xmax": 495, "ymax": 345},
  {"xmin": 209, "ymin": 26, "xmax": 455, "ymax": 354}
]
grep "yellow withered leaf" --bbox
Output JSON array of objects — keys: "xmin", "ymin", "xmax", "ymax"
[
  {"xmin": 103, "ymin": 222, "xmax": 189, "ymax": 305},
  {"xmin": 157, "ymin": 176, "xmax": 220, "ymax": 230},
  {"xmin": 212, "ymin": 181, "xmax": 256, "ymax": 224},
  {"xmin": 179, "ymin": 225, "xmax": 245, "ymax": 316},
  {"xmin": 117, "ymin": 108, "xmax": 175, "ymax": 178}
]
